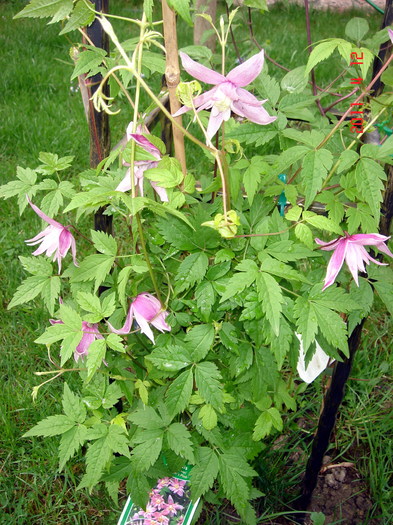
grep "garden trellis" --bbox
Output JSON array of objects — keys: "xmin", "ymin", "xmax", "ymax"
[{"xmin": 2, "ymin": 1, "xmax": 393, "ymax": 524}]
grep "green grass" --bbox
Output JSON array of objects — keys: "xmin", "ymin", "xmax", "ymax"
[{"xmin": 0, "ymin": 1, "xmax": 391, "ymax": 524}]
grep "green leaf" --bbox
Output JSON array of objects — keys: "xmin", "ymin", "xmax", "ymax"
[
  {"xmin": 106, "ymin": 333, "xmax": 125, "ymax": 353},
  {"xmin": 71, "ymin": 254, "xmax": 115, "ymax": 292},
  {"xmin": 59, "ymin": 0, "xmax": 95, "ymax": 34},
  {"xmin": 71, "ymin": 46, "xmax": 107, "ymax": 80},
  {"xmin": 256, "ymin": 272, "xmax": 283, "ymax": 336},
  {"xmin": 260, "ymin": 257, "xmax": 311, "ymax": 284},
  {"xmin": 76, "ymin": 291, "xmax": 102, "ymax": 319},
  {"xmin": 355, "ymin": 158, "xmax": 386, "ymax": 223},
  {"xmin": 194, "ymin": 362, "xmax": 223, "ymax": 410},
  {"xmin": 305, "ymin": 40, "xmax": 340, "ymax": 74},
  {"xmin": 185, "ymin": 324, "xmax": 215, "ymax": 362},
  {"xmin": 117, "ymin": 266, "xmax": 132, "ymax": 311},
  {"xmin": 166, "ymin": 423, "xmax": 195, "ymax": 463},
  {"xmin": 147, "ymin": 345, "xmax": 193, "ymax": 372},
  {"xmin": 37, "ymin": 152, "xmax": 74, "ymax": 174},
  {"xmin": 294, "ymin": 297, "xmax": 318, "ymax": 352},
  {"xmin": 243, "ymin": 156, "xmax": 266, "ymax": 206},
  {"xmin": 294, "ymin": 223, "xmax": 314, "ymax": 249},
  {"xmin": 144, "ymin": 167, "xmax": 182, "ymax": 189},
  {"xmin": 131, "ymin": 434, "xmax": 163, "ymax": 472},
  {"xmin": 281, "ymin": 66, "xmax": 308, "ymax": 94},
  {"xmin": 303, "ymin": 211, "xmax": 343, "ymax": 235},
  {"xmin": 62, "ymin": 383, "xmax": 86, "ymax": 423},
  {"xmin": 254, "ymin": 71, "xmax": 281, "ymax": 107},
  {"xmin": 126, "ymin": 470, "xmax": 151, "ymax": 509},
  {"xmin": 345, "ymin": 17, "xmax": 369, "ymax": 41},
  {"xmin": 167, "ymin": 0, "xmax": 192, "ymax": 25},
  {"xmin": 220, "ymin": 260, "xmax": 259, "ymax": 302},
  {"xmin": 337, "ymin": 150, "xmax": 359, "ymax": 173},
  {"xmin": 199, "ymin": 404, "xmax": 217, "ymax": 430},
  {"xmin": 313, "ymin": 302, "xmax": 349, "ymax": 356},
  {"xmin": 374, "ymin": 280, "xmax": 393, "ymax": 316},
  {"xmin": 91, "ymin": 230, "xmax": 117, "ymax": 256},
  {"xmin": 166, "ymin": 368, "xmax": 193, "ymax": 417},
  {"xmin": 128, "ymin": 407, "xmax": 165, "ymax": 430},
  {"xmin": 219, "ymin": 451, "xmax": 256, "ymax": 519},
  {"xmin": 190, "ymin": 447, "xmax": 219, "ymax": 500},
  {"xmin": 143, "ymin": 0, "xmax": 154, "ymax": 21},
  {"xmin": 59, "ymin": 425, "xmax": 87, "ymax": 471},
  {"xmin": 24, "ymin": 415, "xmax": 76, "ymax": 437},
  {"xmin": 86, "ymin": 339, "xmax": 106, "ymax": 383},
  {"xmin": 8, "ymin": 275, "xmax": 48, "ymax": 310},
  {"xmin": 175, "ymin": 252, "xmax": 209, "ymax": 293},
  {"xmin": 19, "ymin": 256, "xmax": 53, "ymax": 276},
  {"xmin": 195, "ymin": 281, "xmax": 216, "ymax": 321},
  {"xmin": 14, "ymin": 0, "xmax": 73, "ymax": 20},
  {"xmin": 41, "ymin": 275, "xmax": 61, "ymax": 315},
  {"xmin": 302, "ymin": 149, "xmax": 333, "ymax": 209},
  {"xmin": 272, "ymin": 146, "xmax": 310, "ymax": 177}
]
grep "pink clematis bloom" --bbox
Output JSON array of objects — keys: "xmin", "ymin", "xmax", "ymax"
[
  {"xmin": 316, "ymin": 232, "xmax": 393, "ymax": 290},
  {"xmin": 168, "ymin": 478, "xmax": 186, "ymax": 497},
  {"xmin": 107, "ymin": 293, "xmax": 171, "ymax": 344},
  {"xmin": 116, "ymin": 123, "xmax": 168, "ymax": 202},
  {"xmin": 50, "ymin": 319, "xmax": 103, "ymax": 362},
  {"xmin": 174, "ymin": 50, "xmax": 276, "ymax": 140},
  {"xmin": 161, "ymin": 495, "xmax": 184, "ymax": 517},
  {"xmin": 25, "ymin": 197, "xmax": 78, "ymax": 272}
]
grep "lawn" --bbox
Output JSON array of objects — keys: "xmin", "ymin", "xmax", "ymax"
[{"xmin": 0, "ymin": 1, "xmax": 391, "ymax": 523}]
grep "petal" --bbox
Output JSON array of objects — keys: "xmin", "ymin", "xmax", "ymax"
[
  {"xmin": 130, "ymin": 134, "xmax": 161, "ymax": 159},
  {"xmin": 231, "ymin": 100, "xmax": 277, "ymax": 125},
  {"xmin": 58, "ymin": 228, "xmax": 72, "ymax": 258},
  {"xmin": 116, "ymin": 169, "xmax": 133, "ymax": 192},
  {"xmin": 70, "ymin": 233, "xmax": 78, "ymax": 267},
  {"xmin": 107, "ymin": 305, "xmax": 133, "ymax": 335},
  {"xmin": 322, "ymin": 238, "xmax": 347, "ymax": 290},
  {"xmin": 357, "ymin": 245, "xmax": 387, "ymax": 267},
  {"xmin": 179, "ymin": 52, "xmax": 226, "ymax": 85},
  {"xmin": 226, "ymin": 50, "xmax": 265, "ymax": 87},
  {"xmin": 388, "ymin": 28, "xmax": 393, "ymax": 44},
  {"xmin": 27, "ymin": 196, "xmax": 63, "ymax": 228},
  {"xmin": 206, "ymin": 111, "xmax": 225, "ymax": 139},
  {"xmin": 133, "ymin": 293, "xmax": 161, "ymax": 320},
  {"xmin": 349, "ymin": 233, "xmax": 390, "ymax": 245},
  {"xmin": 150, "ymin": 181, "xmax": 169, "ymax": 202},
  {"xmin": 315, "ymin": 237, "xmax": 340, "ymax": 251},
  {"xmin": 134, "ymin": 309, "xmax": 155, "ymax": 343},
  {"xmin": 376, "ymin": 241, "xmax": 393, "ymax": 259},
  {"xmin": 344, "ymin": 243, "xmax": 363, "ymax": 285},
  {"xmin": 151, "ymin": 312, "xmax": 171, "ymax": 333},
  {"xmin": 236, "ymin": 87, "xmax": 265, "ymax": 106}
]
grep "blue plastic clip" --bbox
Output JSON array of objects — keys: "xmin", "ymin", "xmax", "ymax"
[{"xmin": 278, "ymin": 173, "xmax": 287, "ymax": 217}]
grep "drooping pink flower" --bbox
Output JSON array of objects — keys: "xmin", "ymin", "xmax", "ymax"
[
  {"xmin": 25, "ymin": 197, "xmax": 78, "ymax": 272},
  {"xmin": 174, "ymin": 50, "xmax": 276, "ymax": 140},
  {"xmin": 49, "ymin": 319, "xmax": 103, "ymax": 362},
  {"xmin": 168, "ymin": 478, "xmax": 186, "ymax": 497},
  {"xmin": 316, "ymin": 232, "xmax": 393, "ymax": 290},
  {"xmin": 161, "ymin": 495, "xmax": 184, "ymax": 517},
  {"xmin": 116, "ymin": 123, "xmax": 168, "ymax": 202},
  {"xmin": 107, "ymin": 293, "xmax": 171, "ymax": 344}
]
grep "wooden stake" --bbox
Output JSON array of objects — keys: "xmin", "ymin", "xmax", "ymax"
[{"xmin": 162, "ymin": 0, "xmax": 187, "ymax": 174}]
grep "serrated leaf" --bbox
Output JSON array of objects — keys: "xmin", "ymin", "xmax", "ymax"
[
  {"xmin": 260, "ymin": 257, "xmax": 311, "ymax": 284},
  {"xmin": 77, "ymin": 291, "xmax": 101, "ymax": 318},
  {"xmin": 147, "ymin": 345, "xmax": 193, "ymax": 372},
  {"xmin": 195, "ymin": 281, "xmax": 215, "ymax": 321},
  {"xmin": 59, "ymin": 0, "xmax": 95, "ymax": 34},
  {"xmin": 126, "ymin": 470, "xmax": 151, "ymax": 509},
  {"xmin": 71, "ymin": 46, "xmax": 107, "ymax": 80},
  {"xmin": 281, "ymin": 66, "xmax": 308, "ymax": 94},
  {"xmin": 345, "ymin": 17, "xmax": 369, "ymax": 41},
  {"xmin": 167, "ymin": 0, "xmax": 192, "ymax": 25},
  {"xmin": 303, "ymin": 211, "xmax": 343, "ymax": 235},
  {"xmin": 243, "ymin": 157, "xmax": 266, "ymax": 205},
  {"xmin": 337, "ymin": 150, "xmax": 359, "ymax": 173},
  {"xmin": 59, "ymin": 424, "xmax": 87, "ymax": 471},
  {"xmin": 62, "ymin": 383, "xmax": 86, "ymax": 423},
  {"xmin": 295, "ymin": 223, "xmax": 314, "ymax": 248},
  {"xmin": 8, "ymin": 275, "xmax": 48, "ymax": 310},
  {"xmin": 41, "ymin": 275, "xmax": 61, "ymax": 315},
  {"xmin": 194, "ymin": 362, "xmax": 223, "ymax": 410},
  {"xmin": 220, "ymin": 260, "xmax": 259, "ymax": 302},
  {"xmin": 256, "ymin": 272, "xmax": 283, "ymax": 336},
  {"xmin": 24, "ymin": 415, "xmax": 76, "ymax": 437},
  {"xmin": 294, "ymin": 297, "xmax": 318, "ymax": 352},
  {"xmin": 128, "ymin": 407, "xmax": 165, "ymax": 430},
  {"xmin": 185, "ymin": 324, "xmax": 215, "ymax": 362},
  {"xmin": 117, "ymin": 266, "xmax": 132, "ymax": 311},
  {"xmin": 144, "ymin": 167, "xmax": 182, "ymax": 189},
  {"xmin": 71, "ymin": 253, "xmax": 115, "ymax": 292},
  {"xmin": 355, "ymin": 158, "xmax": 386, "ymax": 223},
  {"xmin": 14, "ymin": 0, "xmax": 72, "ymax": 20},
  {"xmin": 166, "ymin": 368, "xmax": 193, "ymax": 417},
  {"xmin": 199, "ymin": 404, "xmax": 217, "ymax": 430},
  {"xmin": 91, "ymin": 230, "xmax": 117, "ymax": 256},
  {"xmin": 175, "ymin": 252, "xmax": 209, "ymax": 294},
  {"xmin": 302, "ymin": 149, "xmax": 333, "ymax": 209},
  {"xmin": 313, "ymin": 302, "xmax": 349, "ymax": 356},
  {"xmin": 19, "ymin": 256, "xmax": 53, "ymax": 276},
  {"xmin": 86, "ymin": 339, "xmax": 106, "ymax": 383},
  {"xmin": 190, "ymin": 447, "xmax": 219, "ymax": 500},
  {"xmin": 272, "ymin": 146, "xmax": 310, "ymax": 177},
  {"xmin": 166, "ymin": 423, "xmax": 195, "ymax": 463},
  {"xmin": 305, "ymin": 40, "xmax": 340, "ymax": 74},
  {"xmin": 131, "ymin": 434, "xmax": 163, "ymax": 472}
]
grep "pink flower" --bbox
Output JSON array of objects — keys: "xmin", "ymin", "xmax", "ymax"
[
  {"xmin": 316, "ymin": 232, "xmax": 393, "ymax": 290},
  {"xmin": 174, "ymin": 50, "xmax": 276, "ymax": 140},
  {"xmin": 108, "ymin": 293, "xmax": 171, "ymax": 344},
  {"xmin": 168, "ymin": 478, "xmax": 186, "ymax": 497},
  {"xmin": 116, "ymin": 123, "xmax": 168, "ymax": 202},
  {"xmin": 49, "ymin": 319, "xmax": 103, "ymax": 362},
  {"xmin": 161, "ymin": 495, "xmax": 184, "ymax": 517},
  {"xmin": 156, "ymin": 477, "xmax": 171, "ymax": 490},
  {"xmin": 152, "ymin": 513, "xmax": 169, "ymax": 525},
  {"xmin": 150, "ymin": 493, "xmax": 165, "ymax": 510},
  {"xmin": 25, "ymin": 197, "xmax": 77, "ymax": 272}
]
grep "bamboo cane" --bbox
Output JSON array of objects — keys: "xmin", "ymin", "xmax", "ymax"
[{"xmin": 162, "ymin": 0, "xmax": 187, "ymax": 174}]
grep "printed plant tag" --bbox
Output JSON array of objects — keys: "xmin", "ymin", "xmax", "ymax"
[{"xmin": 117, "ymin": 466, "xmax": 199, "ymax": 525}]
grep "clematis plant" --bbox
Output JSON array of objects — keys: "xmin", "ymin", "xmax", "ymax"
[
  {"xmin": 174, "ymin": 50, "xmax": 276, "ymax": 139},
  {"xmin": 316, "ymin": 233, "xmax": 393, "ymax": 290},
  {"xmin": 4, "ymin": 4, "xmax": 393, "ymax": 523},
  {"xmin": 25, "ymin": 197, "xmax": 77, "ymax": 272}
]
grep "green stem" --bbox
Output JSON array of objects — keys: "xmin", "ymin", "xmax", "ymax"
[{"xmin": 136, "ymin": 215, "xmax": 162, "ymax": 303}]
